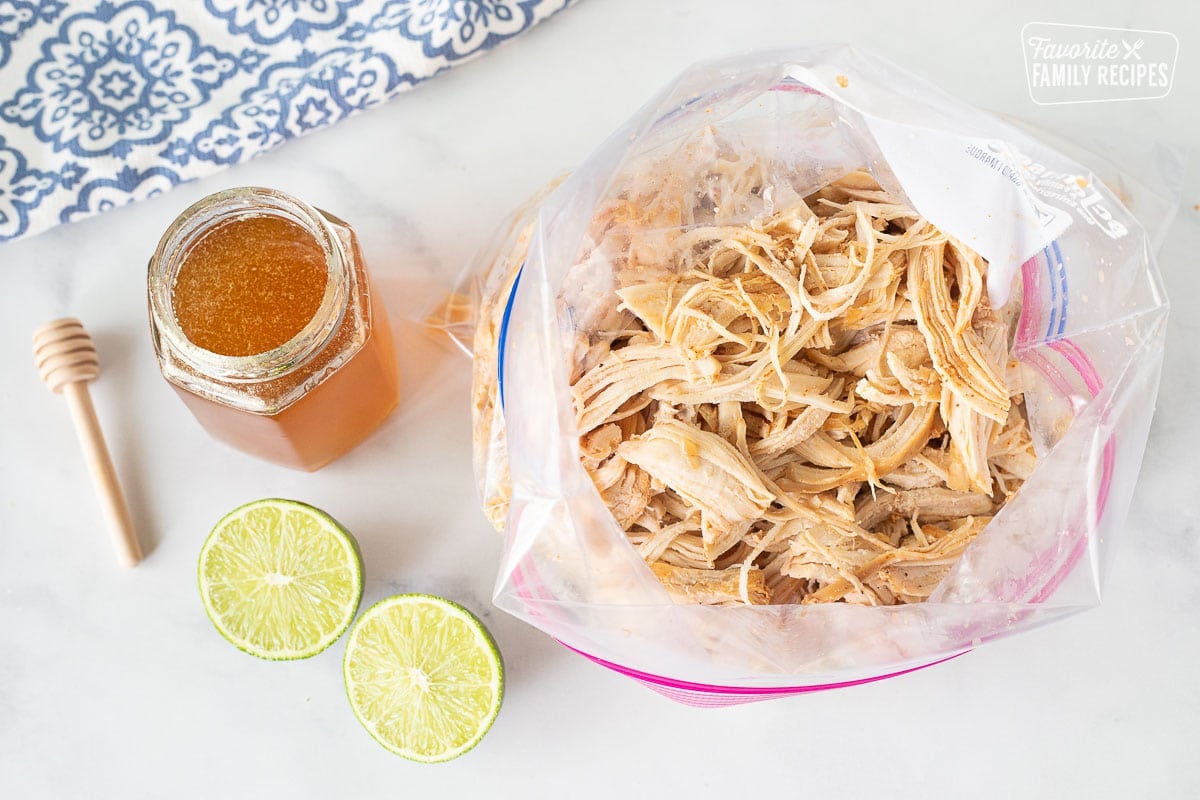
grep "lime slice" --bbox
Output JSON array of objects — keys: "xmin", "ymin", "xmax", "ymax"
[
  {"xmin": 198, "ymin": 498, "xmax": 363, "ymax": 660},
  {"xmin": 343, "ymin": 594, "xmax": 504, "ymax": 762}
]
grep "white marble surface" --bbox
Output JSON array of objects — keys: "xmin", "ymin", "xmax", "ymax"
[{"xmin": 2, "ymin": 1, "xmax": 1198, "ymax": 796}]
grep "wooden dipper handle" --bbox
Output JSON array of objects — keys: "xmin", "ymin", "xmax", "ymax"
[{"xmin": 33, "ymin": 318, "xmax": 142, "ymax": 567}]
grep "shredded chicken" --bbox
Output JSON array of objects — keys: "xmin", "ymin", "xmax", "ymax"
[
  {"xmin": 650, "ymin": 562, "xmax": 771, "ymax": 606},
  {"xmin": 472, "ymin": 132, "xmax": 1037, "ymax": 608}
]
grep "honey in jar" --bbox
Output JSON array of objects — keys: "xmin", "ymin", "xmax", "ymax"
[{"xmin": 148, "ymin": 187, "xmax": 399, "ymax": 471}]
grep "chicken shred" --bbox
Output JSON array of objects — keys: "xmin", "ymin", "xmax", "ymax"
[{"xmin": 473, "ymin": 145, "xmax": 1037, "ymax": 608}]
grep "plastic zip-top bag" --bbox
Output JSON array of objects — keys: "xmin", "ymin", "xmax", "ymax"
[{"xmin": 449, "ymin": 45, "xmax": 1169, "ymax": 705}]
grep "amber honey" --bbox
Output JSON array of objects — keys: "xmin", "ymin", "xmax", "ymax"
[
  {"xmin": 149, "ymin": 188, "xmax": 399, "ymax": 471},
  {"xmin": 172, "ymin": 216, "xmax": 328, "ymax": 357}
]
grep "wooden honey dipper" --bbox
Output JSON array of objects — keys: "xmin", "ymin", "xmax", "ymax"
[{"xmin": 33, "ymin": 318, "xmax": 142, "ymax": 567}]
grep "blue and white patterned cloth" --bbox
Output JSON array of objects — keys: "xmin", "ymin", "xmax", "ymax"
[{"xmin": 0, "ymin": 0, "xmax": 571, "ymax": 243}]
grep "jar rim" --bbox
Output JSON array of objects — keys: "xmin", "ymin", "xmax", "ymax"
[{"xmin": 148, "ymin": 187, "xmax": 348, "ymax": 382}]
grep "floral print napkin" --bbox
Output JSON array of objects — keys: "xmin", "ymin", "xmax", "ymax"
[{"xmin": 0, "ymin": 0, "xmax": 572, "ymax": 242}]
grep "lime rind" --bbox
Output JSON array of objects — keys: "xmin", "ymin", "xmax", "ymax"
[
  {"xmin": 343, "ymin": 594, "xmax": 504, "ymax": 763},
  {"xmin": 198, "ymin": 498, "xmax": 364, "ymax": 661}
]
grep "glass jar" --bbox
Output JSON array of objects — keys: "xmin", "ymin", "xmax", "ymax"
[{"xmin": 148, "ymin": 187, "xmax": 399, "ymax": 471}]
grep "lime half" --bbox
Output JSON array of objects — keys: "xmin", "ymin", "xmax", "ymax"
[
  {"xmin": 198, "ymin": 498, "xmax": 363, "ymax": 660},
  {"xmin": 343, "ymin": 594, "xmax": 504, "ymax": 762}
]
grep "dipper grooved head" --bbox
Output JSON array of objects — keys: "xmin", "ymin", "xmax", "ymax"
[{"xmin": 33, "ymin": 318, "xmax": 100, "ymax": 393}]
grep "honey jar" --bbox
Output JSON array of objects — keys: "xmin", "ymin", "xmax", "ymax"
[{"xmin": 148, "ymin": 187, "xmax": 399, "ymax": 470}]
